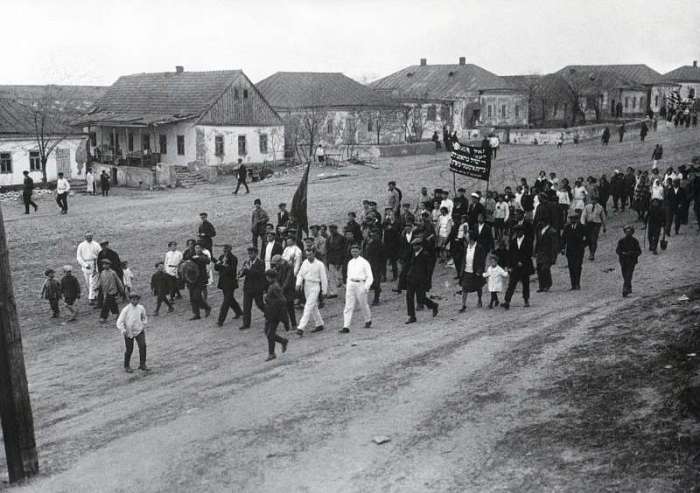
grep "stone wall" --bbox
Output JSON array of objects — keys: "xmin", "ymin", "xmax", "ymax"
[
  {"xmin": 89, "ymin": 163, "xmax": 177, "ymax": 188},
  {"xmin": 508, "ymin": 119, "xmax": 650, "ymax": 145}
]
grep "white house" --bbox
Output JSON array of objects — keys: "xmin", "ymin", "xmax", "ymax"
[
  {"xmin": 75, "ymin": 67, "xmax": 285, "ymax": 170},
  {"xmin": 0, "ymin": 98, "xmax": 85, "ymax": 187}
]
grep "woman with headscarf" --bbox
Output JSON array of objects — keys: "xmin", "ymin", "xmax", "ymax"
[{"xmin": 633, "ymin": 171, "xmax": 651, "ymax": 222}]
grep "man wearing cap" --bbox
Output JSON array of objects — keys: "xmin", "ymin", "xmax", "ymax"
[
  {"xmin": 198, "ymin": 212, "xmax": 216, "ymax": 253},
  {"xmin": 502, "ymin": 225, "xmax": 534, "ymax": 309},
  {"xmin": 214, "ymin": 244, "xmax": 243, "ymax": 326},
  {"xmin": 22, "ymin": 170, "xmax": 38, "ymax": 214},
  {"xmin": 345, "ymin": 212, "xmax": 363, "ymax": 244},
  {"xmin": 611, "ymin": 169, "xmax": 625, "ymax": 212},
  {"xmin": 562, "ymin": 212, "xmax": 586, "ymax": 290},
  {"xmin": 277, "ymin": 203, "xmax": 289, "ymax": 228},
  {"xmin": 97, "ymin": 259, "xmax": 125, "ymax": 323},
  {"xmin": 234, "ymin": 158, "xmax": 249, "ymax": 194},
  {"xmin": 405, "ymin": 238, "xmax": 439, "ymax": 323},
  {"xmin": 262, "ymin": 231, "xmax": 284, "ymax": 271},
  {"xmin": 535, "ymin": 219, "xmax": 559, "ymax": 293},
  {"xmin": 164, "ymin": 241, "xmax": 183, "ymax": 300},
  {"xmin": 325, "ymin": 224, "xmax": 345, "ymax": 298},
  {"xmin": 295, "ymin": 247, "xmax": 328, "ymax": 335},
  {"xmin": 117, "ymin": 293, "xmax": 149, "ymax": 372},
  {"xmin": 340, "ymin": 244, "xmax": 373, "ymax": 333},
  {"xmin": 399, "ymin": 203, "xmax": 415, "ymax": 227},
  {"xmin": 186, "ymin": 244, "xmax": 212, "ymax": 320},
  {"xmin": 365, "ymin": 201, "xmax": 382, "ymax": 229},
  {"xmin": 453, "ymin": 188, "xmax": 468, "ymax": 219},
  {"xmin": 467, "ymin": 193, "xmax": 485, "ymax": 227},
  {"xmin": 60, "ymin": 265, "xmax": 81, "ymax": 321},
  {"xmin": 251, "ymin": 199, "xmax": 270, "ymax": 252},
  {"xmin": 386, "ymin": 181, "xmax": 401, "ymax": 214},
  {"xmin": 97, "ymin": 241, "xmax": 123, "ymax": 280},
  {"xmin": 310, "ymin": 225, "xmax": 327, "ymax": 264},
  {"xmin": 615, "ymin": 225, "xmax": 641, "ymax": 297},
  {"xmin": 382, "ymin": 208, "xmax": 401, "ymax": 283},
  {"xmin": 76, "ymin": 232, "xmax": 102, "ymax": 305},
  {"xmin": 239, "ymin": 246, "xmax": 266, "ymax": 330},
  {"xmin": 271, "ymin": 255, "xmax": 297, "ymax": 331}
]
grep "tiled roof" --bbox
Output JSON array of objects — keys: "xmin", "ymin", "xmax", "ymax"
[
  {"xmin": 0, "ymin": 85, "xmax": 108, "ymax": 115},
  {"xmin": 556, "ymin": 65, "xmax": 668, "ymax": 86},
  {"xmin": 556, "ymin": 67, "xmax": 645, "ymax": 93},
  {"xmin": 0, "ymin": 98, "xmax": 77, "ymax": 136},
  {"xmin": 256, "ymin": 72, "xmax": 401, "ymax": 110},
  {"xmin": 369, "ymin": 63, "xmax": 514, "ymax": 100},
  {"xmin": 503, "ymin": 74, "xmax": 573, "ymax": 100},
  {"xmin": 665, "ymin": 65, "xmax": 700, "ymax": 82}
]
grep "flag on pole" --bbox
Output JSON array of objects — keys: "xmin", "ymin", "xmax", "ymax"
[{"xmin": 290, "ymin": 162, "xmax": 311, "ymax": 240}]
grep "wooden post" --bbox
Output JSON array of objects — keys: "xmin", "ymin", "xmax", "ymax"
[{"xmin": 0, "ymin": 203, "xmax": 39, "ymax": 482}]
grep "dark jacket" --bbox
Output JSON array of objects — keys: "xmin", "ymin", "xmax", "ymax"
[
  {"xmin": 198, "ymin": 220, "xmax": 216, "ymax": 248},
  {"xmin": 60, "ymin": 274, "xmax": 81, "ymax": 301},
  {"xmin": 264, "ymin": 282, "xmax": 287, "ymax": 322},
  {"xmin": 214, "ymin": 252, "xmax": 239, "ymax": 291},
  {"xmin": 460, "ymin": 243, "xmax": 487, "ymax": 280},
  {"xmin": 453, "ymin": 195, "xmax": 468, "ymax": 219},
  {"xmin": 471, "ymin": 222, "xmax": 494, "ymax": 254},
  {"xmin": 277, "ymin": 210, "xmax": 289, "ymax": 227},
  {"xmin": 610, "ymin": 174, "xmax": 625, "ymax": 195},
  {"xmin": 241, "ymin": 257, "xmax": 266, "ymax": 294},
  {"xmin": 406, "ymin": 249, "xmax": 433, "ymax": 290},
  {"xmin": 382, "ymin": 219, "xmax": 401, "ymax": 258},
  {"xmin": 616, "ymin": 236, "xmax": 641, "ymax": 265},
  {"xmin": 345, "ymin": 220, "xmax": 362, "ymax": 244},
  {"xmin": 151, "ymin": 271, "xmax": 172, "ymax": 296},
  {"xmin": 563, "ymin": 223, "xmax": 586, "ymax": 258},
  {"xmin": 326, "ymin": 232, "xmax": 346, "ymax": 265},
  {"xmin": 466, "ymin": 202, "xmax": 485, "ymax": 226},
  {"xmin": 237, "ymin": 164, "xmax": 247, "ymax": 181},
  {"xmin": 535, "ymin": 226, "xmax": 559, "ymax": 267},
  {"xmin": 23, "ymin": 176, "xmax": 34, "ymax": 194},
  {"xmin": 508, "ymin": 236, "xmax": 535, "ymax": 275},
  {"xmin": 100, "ymin": 173, "xmax": 110, "ymax": 190},
  {"xmin": 189, "ymin": 255, "xmax": 210, "ymax": 287},
  {"xmin": 97, "ymin": 248, "xmax": 123, "ymax": 279},
  {"xmin": 667, "ymin": 187, "xmax": 687, "ymax": 213},
  {"xmin": 262, "ymin": 240, "xmax": 284, "ymax": 261},
  {"xmin": 275, "ymin": 261, "xmax": 296, "ymax": 299}
]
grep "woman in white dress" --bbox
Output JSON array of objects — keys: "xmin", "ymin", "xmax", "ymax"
[
  {"xmin": 572, "ymin": 179, "xmax": 588, "ymax": 213},
  {"xmin": 85, "ymin": 168, "xmax": 96, "ymax": 195}
]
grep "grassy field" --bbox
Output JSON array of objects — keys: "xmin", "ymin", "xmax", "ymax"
[{"xmin": 1, "ymin": 122, "xmax": 699, "ymax": 492}]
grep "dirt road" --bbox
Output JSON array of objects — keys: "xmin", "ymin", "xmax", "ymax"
[{"xmin": 2, "ymin": 125, "xmax": 700, "ymax": 491}]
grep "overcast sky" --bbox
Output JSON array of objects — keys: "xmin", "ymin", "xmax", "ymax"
[{"xmin": 3, "ymin": 0, "xmax": 698, "ymax": 86}]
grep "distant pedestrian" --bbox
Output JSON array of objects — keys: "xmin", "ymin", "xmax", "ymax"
[
  {"xmin": 459, "ymin": 231, "xmax": 487, "ymax": 311},
  {"xmin": 615, "ymin": 225, "xmax": 641, "ymax": 297},
  {"xmin": 60, "ymin": 265, "xmax": 81, "ymax": 321},
  {"xmin": 562, "ymin": 212, "xmax": 586, "ymax": 290},
  {"xmin": 251, "ymin": 199, "xmax": 269, "ymax": 251},
  {"xmin": 502, "ymin": 225, "xmax": 533, "ymax": 309},
  {"xmin": 197, "ymin": 212, "xmax": 216, "ymax": 252},
  {"xmin": 640, "ymin": 121, "xmax": 648, "ymax": 142},
  {"xmin": 652, "ymin": 144, "xmax": 663, "ymax": 169},
  {"xmin": 489, "ymin": 134, "xmax": 500, "ymax": 159},
  {"xmin": 164, "ymin": 241, "xmax": 183, "ymax": 300},
  {"xmin": 262, "ymin": 270, "xmax": 289, "ymax": 361},
  {"xmin": 315, "ymin": 144, "xmax": 325, "ymax": 163},
  {"xmin": 234, "ymin": 158, "xmax": 249, "ymax": 194},
  {"xmin": 618, "ymin": 124, "xmax": 625, "ymax": 143},
  {"xmin": 404, "ymin": 238, "xmax": 439, "ymax": 324},
  {"xmin": 22, "ymin": 171, "xmax": 38, "ymax": 214},
  {"xmin": 184, "ymin": 244, "xmax": 212, "ymax": 320},
  {"xmin": 85, "ymin": 168, "xmax": 96, "ymax": 195},
  {"xmin": 601, "ymin": 127, "xmax": 610, "ymax": 145},
  {"xmin": 100, "ymin": 170, "xmax": 110, "ymax": 196},
  {"xmin": 117, "ymin": 293, "xmax": 149, "ymax": 373},
  {"xmin": 580, "ymin": 197, "xmax": 606, "ymax": 261},
  {"xmin": 150, "ymin": 262, "xmax": 174, "ymax": 316},
  {"xmin": 41, "ymin": 268, "xmax": 61, "ymax": 318},
  {"xmin": 55, "ymin": 172, "xmax": 70, "ymax": 214}
]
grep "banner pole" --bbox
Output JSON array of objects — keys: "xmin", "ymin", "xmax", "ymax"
[{"xmin": 453, "ymin": 171, "xmax": 456, "ymax": 195}]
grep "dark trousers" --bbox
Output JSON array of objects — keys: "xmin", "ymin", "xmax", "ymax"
[
  {"xmin": 620, "ymin": 259, "xmax": 636, "ymax": 294},
  {"xmin": 265, "ymin": 319, "xmax": 288, "ymax": 355},
  {"xmin": 694, "ymin": 201, "xmax": 700, "ymax": 228},
  {"xmin": 234, "ymin": 179, "xmax": 249, "ymax": 194},
  {"xmin": 154, "ymin": 294, "xmax": 173, "ymax": 313},
  {"xmin": 217, "ymin": 288, "xmax": 243, "ymax": 324},
  {"xmin": 406, "ymin": 283, "xmax": 437, "ymax": 319},
  {"xmin": 56, "ymin": 192, "xmax": 68, "ymax": 213},
  {"xmin": 124, "ymin": 331, "xmax": 146, "ymax": 368},
  {"xmin": 243, "ymin": 291, "xmax": 265, "ymax": 327},
  {"xmin": 612, "ymin": 193, "xmax": 621, "ymax": 210},
  {"xmin": 102, "ymin": 187, "xmax": 110, "ymax": 196},
  {"xmin": 504, "ymin": 270, "xmax": 530, "ymax": 303},
  {"xmin": 23, "ymin": 193, "xmax": 37, "ymax": 214},
  {"xmin": 189, "ymin": 285, "xmax": 210, "ymax": 317},
  {"xmin": 587, "ymin": 223, "xmax": 601, "ymax": 257},
  {"xmin": 286, "ymin": 300, "xmax": 297, "ymax": 329},
  {"xmin": 672, "ymin": 211, "xmax": 683, "ymax": 235},
  {"xmin": 648, "ymin": 223, "xmax": 662, "ymax": 251},
  {"xmin": 537, "ymin": 263, "xmax": 552, "ymax": 290},
  {"xmin": 383, "ymin": 257, "xmax": 398, "ymax": 281},
  {"xmin": 489, "ymin": 292, "xmax": 500, "ymax": 307},
  {"xmin": 567, "ymin": 253, "xmax": 583, "ymax": 288},
  {"xmin": 49, "ymin": 298, "xmax": 60, "ymax": 316},
  {"xmin": 168, "ymin": 274, "xmax": 181, "ymax": 299},
  {"xmin": 100, "ymin": 294, "xmax": 119, "ymax": 319}
]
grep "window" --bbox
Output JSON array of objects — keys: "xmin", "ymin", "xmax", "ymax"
[
  {"xmin": 238, "ymin": 135, "xmax": 247, "ymax": 155},
  {"xmin": 654, "ymin": 95, "xmax": 659, "ymax": 107},
  {"xmin": 89, "ymin": 132, "xmax": 97, "ymax": 147},
  {"xmin": 639, "ymin": 97, "xmax": 645, "ymax": 110},
  {"xmin": 128, "ymin": 133, "xmax": 134, "ymax": 152},
  {"xmin": 368, "ymin": 118, "xmax": 373, "ymax": 132},
  {"xmin": 427, "ymin": 105, "xmax": 437, "ymax": 121},
  {"xmin": 0, "ymin": 152, "xmax": 11, "ymax": 174},
  {"xmin": 234, "ymin": 88, "xmax": 239, "ymax": 100},
  {"xmin": 327, "ymin": 119, "xmax": 333, "ymax": 135},
  {"xmin": 624, "ymin": 97, "xmax": 629, "ymax": 109},
  {"xmin": 177, "ymin": 135, "xmax": 185, "ymax": 155},
  {"xmin": 259, "ymin": 134, "xmax": 268, "ymax": 154},
  {"xmin": 243, "ymin": 89, "xmax": 248, "ymax": 99},
  {"xmin": 487, "ymin": 105, "xmax": 492, "ymax": 118},
  {"xmin": 515, "ymin": 105, "xmax": 520, "ymax": 118},
  {"xmin": 501, "ymin": 105, "xmax": 506, "ymax": 118},
  {"xmin": 159, "ymin": 134, "xmax": 167, "ymax": 154},
  {"xmin": 440, "ymin": 104, "xmax": 450, "ymax": 122},
  {"xmin": 215, "ymin": 135, "xmax": 224, "ymax": 156},
  {"xmin": 29, "ymin": 151, "xmax": 41, "ymax": 171},
  {"xmin": 553, "ymin": 102, "xmax": 559, "ymax": 117},
  {"xmin": 632, "ymin": 96, "xmax": 637, "ymax": 109},
  {"xmin": 109, "ymin": 132, "xmax": 119, "ymax": 149},
  {"xmin": 143, "ymin": 134, "xmax": 151, "ymax": 151}
]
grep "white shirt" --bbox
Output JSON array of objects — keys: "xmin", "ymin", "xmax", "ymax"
[
  {"xmin": 494, "ymin": 202, "xmax": 509, "ymax": 220},
  {"xmin": 489, "ymin": 136, "xmax": 499, "ymax": 148},
  {"xmin": 295, "ymin": 259, "xmax": 328, "ymax": 293},
  {"xmin": 164, "ymin": 250, "xmax": 183, "ymax": 277},
  {"xmin": 116, "ymin": 303, "xmax": 147, "ymax": 338},
  {"xmin": 315, "ymin": 146, "xmax": 325, "ymax": 157},
  {"xmin": 202, "ymin": 249, "xmax": 213, "ymax": 285},
  {"xmin": 346, "ymin": 256, "xmax": 374, "ymax": 291},
  {"xmin": 282, "ymin": 245, "xmax": 303, "ymax": 275},
  {"xmin": 651, "ymin": 182, "xmax": 664, "ymax": 200},
  {"xmin": 517, "ymin": 236, "xmax": 524, "ymax": 249},
  {"xmin": 76, "ymin": 240, "xmax": 102, "ymax": 270},
  {"xmin": 56, "ymin": 178, "xmax": 71, "ymax": 194},
  {"xmin": 440, "ymin": 198, "xmax": 454, "ymax": 217},
  {"xmin": 464, "ymin": 243, "xmax": 477, "ymax": 273},
  {"xmin": 264, "ymin": 241, "xmax": 276, "ymax": 271},
  {"xmin": 484, "ymin": 265, "xmax": 508, "ymax": 292},
  {"xmin": 437, "ymin": 215, "xmax": 453, "ymax": 237},
  {"xmin": 122, "ymin": 268, "xmax": 134, "ymax": 288},
  {"xmin": 557, "ymin": 190, "xmax": 570, "ymax": 206},
  {"xmin": 457, "ymin": 223, "xmax": 469, "ymax": 240}
]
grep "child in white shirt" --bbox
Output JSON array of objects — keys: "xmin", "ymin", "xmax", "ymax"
[
  {"xmin": 436, "ymin": 207, "xmax": 454, "ymax": 263},
  {"xmin": 121, "ymin": 261, "xmax": 134, "ymax": 296},
  {"xmin": 483, "ymin": 256, "xmax": 509, "ymax": 308}
]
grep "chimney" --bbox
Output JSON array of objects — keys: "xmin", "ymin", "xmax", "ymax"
[
  {"xmin": 694, "ymin": 60, "xmax": 698, "ymax": 68},
  {"xmin": 420, "ymin": 58, "xmax": 427, "ymax": 66},
  {"xmin": 459, "ymin": 57, "xmax": 466, "ymax": 65},
  {"xmin": 175, "ymin": 65, "xmax": 184, "ymax": 74}
]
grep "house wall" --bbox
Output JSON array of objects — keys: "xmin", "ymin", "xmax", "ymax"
[
  {"xmin": 509, "ymin": 118, "xmax": 650, "ymax": 145},
  {"xmin": 619, "ymin": 89, "xmax": 648, "ymax": 115},
  {"xmin": 199, "ymin": 73, "xmax": 282, "ymax": 126},
  {"xmin": 649, "ymin": 85, "xmax": 678, "ymax": 112},
  {"xmin": 0, "ymin": 136, "xmax": 85, "ymax": 187},
  {"xmin": 196, "ymin": 125, "xmax": 285, "ymax": 166},
  {"xmin": 479, "ymin": 93, "xmax": 529, "ymax": 128},
  {"xmin": 676, "ymin": 81, "xmax": 700, "ymax": 99},
  {"xmin": 89, "ymin": 162, "xmax": 177, "ymax": 188}
]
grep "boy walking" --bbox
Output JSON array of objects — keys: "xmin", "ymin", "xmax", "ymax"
[
  {"xmin": 263, "ymin": 270, "xmax": 289, "ymax": 361},
  {"xmin": 117, "ymin": 293, "xmax": 149, "ymax": 372},
  {"xmin": 41, "ymin": 269, "xmax": 61, "ymax": 318},
  {"xmin": 121, "ymin": 261, "xmax": 134, "ymax": 297},
  {"xmin": 483, "ymin": 256, "xmax": 508, "ymax": 308},
  {"xmin": 151, "ymin": 262, "xmax": 174, "ymax": 315},
  {"xmin": 97, "ymin": 259, "xmax": 125, "ymax": 323},
  {"xmin": 60, "ymin": 265, "xmax": 81, "ymax": 321}
]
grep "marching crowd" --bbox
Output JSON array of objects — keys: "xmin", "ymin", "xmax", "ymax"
[{"xmin": 38, "ymin": 158, "xmax": 700, "ymax": 369}]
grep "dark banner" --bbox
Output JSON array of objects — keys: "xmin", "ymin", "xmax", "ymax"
[{"xmin": 450, "ymin": 144, "xmax": 491, "ymax": 181}]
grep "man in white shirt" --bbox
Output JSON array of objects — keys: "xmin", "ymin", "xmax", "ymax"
[
  {"xmin": 488, "ymin": 135, "xmax": 500, "ymax": 160},
  {"xmin": 116, "ymin": 293, "xmax": 149, "ymax": 373},
  {"xmin": 282, "ymin": 237, "xmax": 303, "ymax": 276},
  {"xmin": 76, "ymin": 231, "xmax": 102, "ymax": 304},
  {"xmin": 340, "ymin": 244, "xmax": 373, "ymax": 333},
  {"xmin": 263, "ymin": 232, "xmax": 283, "ymax": 271},
  {"xmin": 56, "ymin": 172, "xmax": 71, "ymax": 214},
  {"xmin": 295, "ymin": 247, "xmax": 328, "ymax": 336},
  {"xmin": 164, "ymin": 241, "xmax": 183, "ymax": 300},
  {"xmin": 440, "ymin": 190, "xmax": 454, "ymax": 217}
]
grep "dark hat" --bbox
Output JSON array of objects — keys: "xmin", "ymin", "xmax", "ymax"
[
  {"xmin": 328, "ymin": 224, "xmax": 338, "ymax": 229},
  {"xmin": 434, "ymin": 188, "xmax": 443, "ymax": 194},
  {"xmin": 44, "ymin": 268, "xmax": 55, "ymax": 275},
  {"xmin": 457, "ymin": 187, "xmax": 466, "ymax": 192},
  {"xmin": 101, "ymin": 259, "xmax": 112, "ymax": 265},
  {"xmin": 168, "ymin": 241, "xmax": 177, "ymax": 247},
  {"xmin": 278, "ymin": 202, "xmax": 287, "ymax": 207},
  {"xmin": 100, "ymin": 240, "xmax": 109, "ymax": 246},
  {"xmin": 222, "ymin": 244, "xmax": 232, "ymax": 249},
  {"xmin": 199, "ymin": 212, "xmax": 208, "ymax": 217},
  {"xmin": 402, "ymin": 202, "xmax": 411, "ymax": 207},
  {"xmin": 264, "ymin": 269, "xmax": 278, "ymax": 279},
  {"xmin": 254, "ymin": 198, "xmax": 261, "ymax": 205},
  {"xmin": 623, "ymin": 225, "xmax": 635, "ymax": 233},
  {"xmin": 129, "ymin": 293, "xmax": 141, "ymax": 300},
  {"xmin": 246, "ymin": 246, "xmax": 258, "ymax": 252},
  {"xmin": 369, "ymin": 201, "xmax": 377, "ymax": 207},
  {"xmin": 155, "ymin": 261, "xmax": 164, "ymax": 267},
  {"xmin": 310, "ymin": 224, "xmax": 319, "ymax": 230},
  {"xmin": 568, "ymin": 211, "xmax": 579, "ymax": 218}
]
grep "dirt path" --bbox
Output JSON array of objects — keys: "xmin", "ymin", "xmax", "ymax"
[{"xmin": 2, "ymin": 126, "xmax": 699, "ymax": 491}]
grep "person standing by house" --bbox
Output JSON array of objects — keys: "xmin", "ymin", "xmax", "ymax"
[
  {"xmin": 295, "ymin": 247, "xmax": 328, "ymax": 336},
  {"xmin": 651, "ymin": 144, "xmax": 663, "ymax": 169},
  {"xmin": 314, "ymin": 144, "xmax": 325, "ymax": 163},
  {"xmin": 100, "ymin": 170, "xmax": 110, "ymax": 196},
  {"xmin": 251, "ymin": 199, "xmax": 269, "ymax": 252},
  {"xmin": 489, "ymin": 134, "xmax": 500, "ymax": 160},
  {"xmin": 234, "ymin": 158, "xmax": 249, "ymax": 194},
  {"xmin": 116, "ymin": 293, "xmax": 149, "ymax": 373},
  {"xmin": 197, "ymin": 212, "xmax": 216, "ymax": 253},
  {"xmin": 22, "ymin": 170, "xmax": 38, "ymax": 214},
  {"xmin": 239, "ymin": 246, "xmax": 266, "ymax": 330},
  {"xmin": 601, "ymin": 127, "xmax": 610, "ymax": 145},
  {"xmin": 562, "ymin": 212, "xmax": 586, "ymax": 290},
  {"xmin": 55, "ymin": 172, "xmax": 70, "ymax": 214},
  {"xmin": 339, "ymin": 243, "xmax": 373, "ymax": 334},
  {"xmin": 640, "ymin": 121, "xmax": 649, "ymax": 142},
  {"xmin": 150, "ymin": 262, "xmax": 174, "ymax": 316},
  {"xmin": 76, "ymin": 232, "xmax": 102, "ymax": 306},
  {"xmin": 213, "ymin": 244, "xmax": 243, "ymax": 326},
  {"xmin": 262, "ymin": 270, "xmax": 289, "ymax": 361},
  {"xmin": 85, "ymin": 168, "xmax": 96, "ymax": 195},
  {"xmin": 615, "ymin": 225, "xmax": 641, "ymax": 297}
]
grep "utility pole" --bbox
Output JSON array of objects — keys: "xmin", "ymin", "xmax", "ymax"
[{"xmin": 0, "ymin": 203, "xmax": 39, "ymax": 482}]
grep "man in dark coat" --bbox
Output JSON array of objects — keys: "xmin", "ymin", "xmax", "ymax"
[
  {"xmin": 466, "ymin": 193, "xmax": 485, "ymax": 227},
  {"xmin": 394, "ymin": 221, "xmax": 415, "ymax": 293},
  {"xmin": 186, "ymin": 244, "xmax": 212, "ymax": 320},
  {"xmin": 623, "ymin": 167, "xmax": 636, "ymax": 210},
  {"xmin": 502, "ymin": 225, "xmax": 534, "ymax": 309},
  {"xmin": 234, "ymin": 158, "xmax": 249, "ymax": 194},
  {"xmin": 151, "ymin": 261, "xmax": 174, "ymax": 315},
  {"xmin": 562, "ymin": 213, "xmax": 586, "ymax": 289},
  {"xmin": 382, "ymin": 209, "xmax": 401, "ymax": 282},
  {"xmin": 471, "ymin": 213, "xmax": 494, "ymax": 254},
  {"xmin": 616, "ymin": 225, "xmax": 641, "ymax": 297},
  {"xmin": 271, "ymin": 255, "xmax": 296, "ymax": 331},
  {"xmin": 277, "ymin": 203, "xmax": 289, "ymax": 228},
  {"xmin": 197, "ymin": 212, "xmax": 216, "ymax": 253},
  {"xmin": 262, "ymin": 270, "xmax": 289, "ymax": 361},
  {"xmin": 363, "ymin": 227, "xmax": 384, "ymax": 305},
  {"xmin": 646, "ymin": 198, "xmax": 664, "ymax": 254},
  {"xmin": 214, "ymin": 244, "xmax": 243, "ymax": 326},
  {"xmin": 22, "ymin": 170, "xmax": 38, "ymax": 214},
  {"xmin": 610, "ymin": 170, "xmax": 625, "ymax": 211},
  {"xmin": 535, "ymin": 220, "xmax": 559, "ymax": 292},
  {"xmin": 452, "ymin": 188, "xmax": 468, "ymax": 219},
  {"xmin": 666, "ymin": 179, "xmax": 687, "ymax": 236},
  {"xmin": 239, "ymin": 246, "xmax": 266, "ymax": 330},
  {"xmin": 96, "ymin": 240, "xmax": 122, "ymax": 309},
  {"xmin": 345, "ymin": 212, "xmax": 363, "ymax": 245},
  {"xmin": 404, "ymin": 239, "xmax": 439, "ymax": 324}
]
